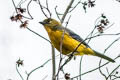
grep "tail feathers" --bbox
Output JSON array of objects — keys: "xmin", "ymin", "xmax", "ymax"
[{"xmin": 94, "ymin": 50, "xmax": 115, "ymax": 63}]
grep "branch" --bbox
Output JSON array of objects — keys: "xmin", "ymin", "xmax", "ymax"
[
  {"xmin": 12, "ymin": 0, "xmax": 17, "ymax": 13},
  {"xmin": 69, "ymin": 0, "xmax": 82, "ymax": 13},
  {"xmin": 26, "ymin": 27, "xmax": 51, "ymax": 44},
  {"xmin": 26, "ymin": 59, "xmax": 51, "ymax": 80},
  {"xmin": 51, "ymin": 45, "xmax": 56, "ymax": 80},
  {"xmin": 55, "ymin": 6, "xmax": 61, "ymax": 21},
  {"xmin": 26, "ymin": 0, "xmax": 33, "ymax": 19},
  {"xmin": 16, "ymin": 64, "xmax": 24, "ymax": 80},
  {"xmin": 107, "ymin": 64, "xmax": 120, "ymax": 79},
  {"xmin": 98, "ymin": 60, "xmax": 107, "ymax": 79},
  {"xmin": 38, "ymin": 0, "xmax": 48, "ymax": 18},
  {"xmin": 46, "ymin": 0, "xmax": 52, "ymax": 18},
  {"xmin": 61, "ymin": 0, "xmax": 74, "ymax": 23},
  {"xmin": 71, "ymin": 54, "xmax": 120, "ymax": 79},
  {"xmin": 17, "ymin": 0, "xmax": 27, "ymax": 8},
  {"xmin": 79, "ymin": 56, "xmax": 83, "ymax": 80},
  {"xmin": 104, "ymin": 37, "xmax": 120, "ymax": 53},
  {"xmin": 37, "ymin": 0, "xmax": 51, "ymax": 18},
  {"xmin": 98, "ymin": 37, "xmax": 120, "ymax": 79}
]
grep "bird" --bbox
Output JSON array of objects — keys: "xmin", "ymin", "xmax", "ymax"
[{"xmin": 39, "ymin": 18, "xmax": 115, "ymax": 63}]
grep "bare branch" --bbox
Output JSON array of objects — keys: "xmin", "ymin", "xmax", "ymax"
[
  {"xmin": 51, "ymin": 45, "xmax": 56, "ymax": 80},
  {"xmin": 16, "ymin": 64, "xmax": 24, "ymax": 80},
  {"xmin": 26, "ymin": 59, "xmax": 51, "ymax": 80},
  {"xmin": 69, "ymin": 0, "xmax": 82, "ymax": 13},
  {"xmin": 61, "ymin": 0, "xmax": 74, "ymax": 23},
  {"xmin": 55, "ymin": 6, "xmax": 61, "ymax": 21},
  {"xmin": 17, "ymin": 0, "xmax": 27, "ymax": 8},
  {"xmin": 107, "ymin": 64, "xmax": 120, "ymax": 79},
  {"xmin": 98, "ymin": 60, "xmax": 107, "ymax": 79},
  {"xmin": 26, "ymin": 0, "xmax": 34, "ymax": 19},
  {"xmin": 12, "ymin": 0, "xmax": 18, "ymax": 13},
  {"xmin": 71, "ymin": 54, "xmax": 120, "ymax": 79},
  {"xmin": 26, "ymin": 27, "xmax": 51, "ymax": 44},
  {"xmin": 104, "ymin": 37, "xmax": 120, "ymax": 53},
  {"xmin": 38, "ymin": 0, "xmax": 48, "ymax": 18},
  {"xmin": 46, "ymin": 0, "xmax": 52, "ymax": 18},
  {"xmin": 37, "ymin": 0, "xmax": 51, "ymax": 18},
  {"xmin": 79, "ymin": 56, "xmax": 83, "ymax": 80}
]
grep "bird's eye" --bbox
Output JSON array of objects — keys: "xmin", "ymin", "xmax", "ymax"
[
  {"xmin": 49, "ymin": 20, "xmax": 52, "ymax": 23},
  {"xmin": 47, "ymin": 19, "xmax": 52, "ymax": 23}
]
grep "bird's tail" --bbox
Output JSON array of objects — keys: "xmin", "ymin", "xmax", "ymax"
[{"xmin": 94, "ymin": 50, "xmax": 115, "ymax": 63}]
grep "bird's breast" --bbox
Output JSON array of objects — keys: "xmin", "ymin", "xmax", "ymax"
[{"xmin": 45, "ymin": 27, "xmax": 85, "ymax": 55}]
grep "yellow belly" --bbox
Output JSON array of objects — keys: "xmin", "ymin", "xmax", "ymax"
[{"xmin": 45, "ymin": 27, "xmax": 95, "ymax": 55}]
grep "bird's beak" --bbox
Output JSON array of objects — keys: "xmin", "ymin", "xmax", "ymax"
[{"xmin": 39, "ymin": 21, "xmax": 46, "ymax": 25}]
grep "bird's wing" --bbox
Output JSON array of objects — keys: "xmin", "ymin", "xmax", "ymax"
[
  {"xmin": 65, "ymin": 28, "xmax": 90, "ymax": 48},
  {"xmin": 56, "ymin": 26, "xmax": 90, "ymax": 48}
]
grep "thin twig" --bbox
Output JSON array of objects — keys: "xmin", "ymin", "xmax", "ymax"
[
  {"xmin": 42, "ymin": 75, "xmax": 48, "ymax": 80},
  {"xmin": 12, "ymin": 0, "xmax": 18, "ymax": 13},
  {"xmin": 106, "ymin": 68, "xmax": 112, "ymax": 80},
  {"xmin": 16, "ymin": 64, "xmax": 24, "ymax": 80},
  {"xmin": 102, "ymin": 33, "xmax": 120, "ymax": 36},
  {"xmin": 17, "ymin": 0, "xmax": 27, "ymax": 8},
  {"xmin": 26, "ymin": 0, "xmax": 34, "ymax": 19},
  {"xmin": 38, "ymin": 0, "xmax": 48, "ymax": 18},
  {"xmin": 46, "ymin": 0, "xmax": 52, "ymax": 18},
  {"xmin": 56, "ymin": 58, "xmax": 62, "ymax": 80},
  {"xmin": 112, "ymin": 75, "xmax": 120, "ymax": 80},
  {"xmin": 55, "ymin": 6, "xmax": 61, "ymax": 21},
  {"xmin": 106, "ymin": 67, "xmax": 110, "ymax": 76},
  {"xmin": 69, "ymin": 0, "xmax": 82, "ymax": 13},
  {"xmin": 107, "ymin": 64, "xmax": 120, "ymax": 79},
  {"xmin": 26, "ymin": 27, "xmax": 51, "ymax": 44},
  {"xmin": 61, "ymin": 0, "xmax": 74, "ymax": 23},
  {"xmin": 26, "ymin": 59, "xmax": 51, "ymax": 80},
  {"xmin": 51, "ymin": 45, "xmax": 56, "ymax": 80},
  {"xmin": 98, "ymin": 60, "xmax": 107, "ymax": 79},
  {"xmin": 79, "ymin": 56, "xmax": 83, "ymax": 80},
  {"xmin": 87, "ymin": 25, "xmax": 97, "ymax": 44},
  {"xmin": 104, "ymin": 37, "xmax": 120, "ymax": 53},
  {"xmin": 98, "ymin": 32, "xmax": 117, "ymax": 77},
  {"xmin": 71, "ymin": 55, "xmax": 120, "ymax": 79}
]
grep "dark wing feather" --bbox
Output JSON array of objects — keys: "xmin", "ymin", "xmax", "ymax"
[
  {"xmin": 55, "ymin": 25, "xmax": 90, "ymax": 47},
  {"xmin": 65, "ymin": 28, "xmax": 90, "ymax": 48}
]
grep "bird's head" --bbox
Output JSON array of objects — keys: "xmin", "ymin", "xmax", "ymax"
[{"xmin": 39, "ymin": 18, "xmax": 61, "ymax": 29}]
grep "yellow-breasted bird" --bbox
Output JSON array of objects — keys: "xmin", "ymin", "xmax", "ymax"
[{"xmin": 39, "ymin": 18, "xmax": 115, "ymax": 63}]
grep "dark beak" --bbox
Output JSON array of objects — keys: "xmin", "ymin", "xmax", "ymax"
[{"xmin": 39, "ymin": 21, "xmax": 46, "ymax": 25}]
